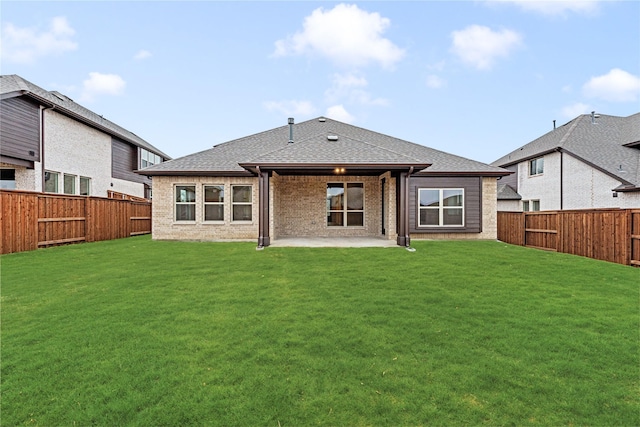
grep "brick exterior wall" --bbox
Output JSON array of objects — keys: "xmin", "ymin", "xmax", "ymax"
[
  {"xmin": 272, "ymin": 174, "xmax": 394, "ymax": 239},
  {"xmin": 410, "ymin": 177, "xmax": 498, "ymax": 240},
  {"xmin": 152, "ymin": 175, "xmax": 259, "ymax": 241},
  {"xmin": 514, "ymin": 151, "xmax": 640, "ymax": 210}
]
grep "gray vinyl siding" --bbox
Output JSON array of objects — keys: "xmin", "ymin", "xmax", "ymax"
[
  {"xmin": 499, "ymin": 165, "xmax": 518, "ymax": 190},
  {"xmin": 409, "ymin": 176, "xmax": 482, "ymax": 233},
  {"xmin": 0, "ymin": 97, "xmax": 40, "ymax": 162},
  {"xmin": 111, "ymin": 137, "xmax": 150, "ymax": 185}
]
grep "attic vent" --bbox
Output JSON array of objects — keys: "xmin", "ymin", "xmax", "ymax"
[
  {"xmin": 327, "ymin": 135, "xmax": 338, "ymax": 141},
  {"xmin": 318, "ymin": 117, "xmax": 326, "ymax": 122}
]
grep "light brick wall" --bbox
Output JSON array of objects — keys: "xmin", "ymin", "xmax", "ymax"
[
  {"xmin": 272, "ymin": 174, "xmax": 385, "ymax": 238},
  {"xmin": 0, "ymin": 163, "xmax": 35, "ymax": 190},
  {"xmin": 562, "ymin": 154, "xmax": 640, "ymax": 208},
  {"xmin": 411, "ymin": 177, "xmax": 499, "ymax": 240},
  {"xmin": 515, "ymin": 152, "xmax": 640, "ymax": 210},
  {"xmin": 518, "ymin": 152, "xmax": 561, "ymax": 210},
  {"xmin": 497, "ymin": 199, "xmax": 521, "ymax": 211},
  {"xmin": 152, "ymin": 175, "xmax": 259, "ymax": 241}
]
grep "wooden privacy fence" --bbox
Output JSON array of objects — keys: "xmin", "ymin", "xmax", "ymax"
[
  {"xmin": 1, "ymin": 190, "xmax": 151, "ymax": 254},
  {"xmin": 498, "ymin": 209, "xmax": 640, "ymax": 267}
]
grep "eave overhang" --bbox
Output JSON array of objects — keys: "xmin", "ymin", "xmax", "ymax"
[
  {"xmin": 239, "ymin": 162, "xmax": 432, "ymax": 176},
  {"xmin": 134, "ymin": 169, "xmax": 253, "ymax": 177}
]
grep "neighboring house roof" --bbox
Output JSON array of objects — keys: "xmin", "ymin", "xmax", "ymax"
[
  {"xmin": 0, "ymin": 74, "xmax": 171, "ymax": 160},
  {"xmin": 497, "ymin": 184, "xmax": 522, "ymax": 200},
  {"xmin": 140, "ymin": 117, "xmax": 509, "ymax": 177},
  {"xmin": 491, "ymin": 112, "xmax": 640, "ymax": 191}
]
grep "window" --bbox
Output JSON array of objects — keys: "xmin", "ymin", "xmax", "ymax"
[
  {"xmin": 44, "ymin": 171, "xmax": 59, "ymax": 193},
  {"xmin": 232, "ymin": 185, "xmax": 252, "ymax": 221},
  {"xmin": 523, "ymin": 200, "xmax": 540, "ymax": 212},
  {"xmin": 418, "ymin": 188, "xmax": 464, "ymax": 227},
  {"xmin": 327, "ymin": 183, "xmax": 364, "ymax": 227},
  {"xmin": 80, "ymin": 177, "xmax": 91, "ymax": 196},
  {"xmin": 64, "ymin": 174, "xmax": 76, "ymax": 194},
  {"xmin": 175, "ymin": 185, "xmax": 196, "ymax": 221},
  {"xmin": 204, "ymin": 185, "xmax": 224, "ymax": 221},
  {"xmin": 529, "ymin": 157, "xmax": 544, "ymax": 176},
  {"xmin": 0, "ymin": 169, "xmax": 16, "ymax": 189},
  {"xmin": 141, "ymin": 148, "xmax": 162, "ymax": 169}
]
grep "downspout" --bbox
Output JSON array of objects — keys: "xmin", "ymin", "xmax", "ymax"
[
  {"xmin": 559, "ymin": 150, "xmax": 563, "ymax": 210},
  {"xmin": 40, "ymin": 105, "xmax": 55, "ymax": 191}
]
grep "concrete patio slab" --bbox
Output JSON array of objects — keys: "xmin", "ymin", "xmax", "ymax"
[{"xmin": 268, "ymin": 237, "xmax": 399, "ymax": 248}]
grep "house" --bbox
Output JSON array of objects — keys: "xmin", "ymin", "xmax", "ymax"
[
  {"xmin": 492, "ymin": 112, "xmax": 640, "ymax": 211},
  {"xmin": 139, "ymin": 117, "xmax": 509, "ymax": 247},
  {"xmin": 0, "ymin": 74, "xmax": 170, "ymax": 199}
]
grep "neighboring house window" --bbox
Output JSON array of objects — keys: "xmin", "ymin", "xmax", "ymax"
[
  {"xmin": 80, "ymin": 177, "xmax": 91, "ymax": 196},
  {"xmin": 232, "ymin": 185, "xmax": 252, "ymax": 222},
  {"xmin": 44, "ymin": 171, "xmax": 59, "ymax": 193},
  {"xmin": 529, "ymin": 157, "xmax": 544, "ymax": 176},
  {"xmin": 418, "ymin": 188, "xmax": 464, "ymax": 227},
  {"xmin": 327, "ymin": 183, "xmax": 364, "ymax": 227},
  {"xmin": 204, "ymin": 185, "xmax": 224, "ymax": 222},
  {"xmin": 0, "ymin": 169, "xmax": 16, "ymax": 189},
  {"xmin": 64, "ymin": 174, "xmax": 76, "ymax": 194},
  {"xmin": 523, "ymin": 200, "xmax": 540, "ymax": 212},
  {"xmin": 175, "ymin": 185, "xmax": 196, "ymax": 221},
  {"xmin": 141, "ymin": 148, "xmax": 162, "ymax": 169}
]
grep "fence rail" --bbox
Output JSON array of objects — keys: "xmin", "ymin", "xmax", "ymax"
[
  {"xmin": 497, "ymin": 209, "xmax": 640, "ymax": 266},
  {"xmin": 1, "ymin": 190, "xmax": 151, "ymax": 255}
]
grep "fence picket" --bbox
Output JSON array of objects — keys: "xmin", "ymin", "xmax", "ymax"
[{"xmin": 1, "ymin": 190, "xmax": 151, "ymax": 254}]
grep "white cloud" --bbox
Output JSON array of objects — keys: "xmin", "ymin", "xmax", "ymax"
[
  {"xmin": 426, "ymin": 74, "xmax": 446, "ymax": 89},
  {"xmin": 561, "ymin": 102, "xmax": 591, "ymax": 118},
  {"xmin": 273, "ymin": 3, "xmax": 405, "ymax": 69},
  {"xmin": 451, "ymin": 25, "xmax": 523, "ymax": 70},
  {"xmin": 80, "ymin": 72, "xmax": 126, "ymax": 102},
  {"xmin": 582, "ymin": 68, "xmax": 640, "ymax": 102},
  {"xmin": 0, "ymin": 16, "xmax": 77, "ymax": 64},
  {"xmin": 263, "ymin": 100, "xmax": 316, "ymax": 117},
  {"xmin": 325, "ymin": 72, "xmax": 388, "ymax": 106},
  {"xmin": 326, "ymin": 105, "xmax": 355, "ymax": 123},
  {"xmin": 488, "ymin": 0, "xmax": 600, "ymax": 16},
  {"xmin": 134, "ymin": 49, "xmax": 152, "ymax": 60}
]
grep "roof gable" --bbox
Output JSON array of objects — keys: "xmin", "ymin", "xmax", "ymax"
[
  {"xmin": 491, "ymin": 113, "xmax": 640, "ymax": 187},
  {"xmin": 0, "ymin": 74, "xmax": 171, "ymax": 159},
  {"xmin": 142, "ymin": 117, "xmax": 508, "ymax": 176}
]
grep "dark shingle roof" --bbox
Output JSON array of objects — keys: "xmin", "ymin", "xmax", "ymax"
[
  {"xmin": 497, "ymin": 184, "xmax": 521, "ymax": 200},
  {"xmin": 0, "ymin": 74, "xmax": 171, "ymax": 159},
  {"xmin": 142, "ymin": 117, "xmax": 508, "ymax": 176},
  {"xmin": 491, "ymin": 113, "xmax": 640, "ymax": 188}
]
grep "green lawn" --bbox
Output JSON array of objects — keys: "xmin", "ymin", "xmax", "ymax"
[{"xmin": 1, "ymin": 236, "xmax": 638, "ymax": 426}]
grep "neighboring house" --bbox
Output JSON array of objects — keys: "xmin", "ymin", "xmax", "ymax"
[
  {"xmin": 492, "ymin": 112, "xmax": 640, "ymax": 211},
  {"xmin": 0, "ymin": 74, "xmax": 170, "ymax": 199},
  {"xmin": 139, "ymin": 117, "xmax": 509, "ymax": 247}
]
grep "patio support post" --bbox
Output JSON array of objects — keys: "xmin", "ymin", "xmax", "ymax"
[
  {"xmin": 396, "ymin": 170, "xmax": 411, "ymax": 247},
  {"xmin": 257, "ymin": 168, "xmax": 270, "ymax": 247}
]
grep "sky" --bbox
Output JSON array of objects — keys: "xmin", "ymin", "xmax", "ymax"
[{"xmin": 1, "ymin": 1, "xmax": 639, "ymax": 164}]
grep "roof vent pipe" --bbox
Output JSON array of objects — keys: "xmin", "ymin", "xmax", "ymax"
[
  {"xmin": 288, "ymin": 117, "xmax": 294, "ymax": 143},
  {"xmin": 553, "ymin": 120, "xmax": 556, "ymax": 130},
  {"xmin": 591, "ymin": 111, "xmax": 600, "ymax": 124}
]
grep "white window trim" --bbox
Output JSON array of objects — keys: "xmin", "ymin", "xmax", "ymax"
[
  {"xmin": 417, "ymin": 188, "xmax": 465, "ymax": 228},
  {"xmin": 174, "ymin": 184, "xmax": 197, "ymax": 223},
  {"xmin": 231, "ymin": 185, "xmax": 253, "ymax": 223},
  {"xmin": 44, "ymin": 170, "xmax": 60, "ymax": 193},
  {"xmin": 529, "ymin": 157, "xmax": 544, "ymax": 176},
  {"xmin": 203, "ymin": 184, "xmax": 225, "ymax": 223},
  {"xmin": 326, "ymin": 182, "xmax": 365, "ymax": 228},
  {"xmin": 80, "ymin": 176, "xmax": 91, "ymax": 196},
  {"xmin": 64, "ymin": 173, "xmax": 77, "ymax": 195}
]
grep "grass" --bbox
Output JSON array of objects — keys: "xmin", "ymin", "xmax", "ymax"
[{"xmin": 1, "ymin": 236, "xmax": 639, "ymax": 426}]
